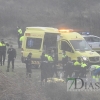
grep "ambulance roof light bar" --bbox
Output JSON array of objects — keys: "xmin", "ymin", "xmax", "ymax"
[{"xmin": 59, "ymin": 29, "xmax": 73, "ymax": 33}]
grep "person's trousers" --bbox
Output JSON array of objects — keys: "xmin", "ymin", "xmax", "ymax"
[
  {"xmin": 41, "ymin": 70, "xmax": 47, "ymax": 82},
  {"xmin": 53, "ymin": 64, "xmax": 58, "ymax": 77},
  {"xmin": 47, "ymin": 63, "xmax": 53, "ymax": 78},
  {"xmin": 64, "ymin": 66, "xmax": 73, "ymax": 78},
  {"xmin": 18, "ymin": 37, "xmax": 21, "ymax": 48},
  {"xmin": 74, "ymin": 67, "xmax": 80, "ymax": 78},
  {"xmin": 26, "ymin": 65, "xmax": 32, "ymax": 78},
  {"xmin": 0, "ymin": 53, "xmax": 6, "ymax": 66},
  {"xmin": 7, "ymin": 58, "xmax": 14, "ymax": 70},
  {"xmin": 93, "ymin": 68, "xmax": 100, "ymax": 76},
  {"xmin": 79, "ymin": 67, "xmax": 87, "ymax": 78}
]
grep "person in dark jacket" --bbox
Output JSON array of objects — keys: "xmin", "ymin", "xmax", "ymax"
[
  {"xmin": 62, "ymin": 51, "xmax": 68, "ymax": 76},
  {"xmin": 51, "ymin": 49, "xmax": 58, "ymax": 77},
  {"xmin": 0, "ymin": 39, "xmax": 6, "ymax": 66},
  {"xmin": 40, "ymin": 52, "xmax": 48, "ymax": 85},
  {"xmin": 64, "ymin": 57, "xmax": 73, "ymax": 78},
  {"xmin": 7, "ymin": 45, "xmax": 16, "ymax": 72},
  {"xmin": 25, "ymin": 53, "xmax": 32, "ymax": 78},
  {"xmin": 73, "ymin": 57, "xmax": 81, "ymax": 78},
  {"xmin": 47, "ymin": 50, "xmax": 54, "ymax": 78}
]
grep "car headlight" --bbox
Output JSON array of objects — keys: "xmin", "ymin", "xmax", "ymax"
[{"xmin": 82, "ymin": 56, "xmax": 88, "ymax": 61}]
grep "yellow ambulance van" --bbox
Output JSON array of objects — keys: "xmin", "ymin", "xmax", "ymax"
[{"xmin": 21, "ymin": 27, "xmax": 100, "ymax": 68}]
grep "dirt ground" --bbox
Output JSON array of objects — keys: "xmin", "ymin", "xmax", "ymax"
[{"xmin": 0, "ymin": 43, "xmax": 100, "ymax": 100}]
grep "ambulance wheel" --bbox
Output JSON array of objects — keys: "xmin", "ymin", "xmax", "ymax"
[{"xmin": 31, "ymin": 64, "xmax": 39, "ymax": 69}]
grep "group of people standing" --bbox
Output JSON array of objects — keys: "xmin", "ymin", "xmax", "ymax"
[
  {"xmin": 0, "ymin": 39, "xmax": 16, "ymax": 72},
  {"xmin": 40, "ymin": 49, "xmax": 58, "ymax": 85},
  {"xmin": 40, "ymin": 49, "xmax": 89, "ymax": 85},
  {"xmin": 62, "ymin": 50, "xmax": 88, "ymax": 79}
]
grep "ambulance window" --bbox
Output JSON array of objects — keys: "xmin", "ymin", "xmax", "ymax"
[
  {"xmin": 26, "ymin": 38, "xmax": 42, "ymax": 49},
  {"xmin": 61, "ymin": 41, "xmax": 72, "ymax": 52}
]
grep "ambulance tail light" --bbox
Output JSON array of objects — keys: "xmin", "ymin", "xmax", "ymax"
[{"xmin": 25, "ymin": 33, "xmax": 30, "ymax": 36}]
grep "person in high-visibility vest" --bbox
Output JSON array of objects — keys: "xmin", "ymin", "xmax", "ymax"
[
  {"xmin": 17, "ymin": 26, "xmax": 23, "ymax": 48},
  {"xmin": 79, "ymin": 60, "xmax": 87, "ymax": 78},
  {"xmin": 51, "ymin": 49, "xmax": 58, "ymax": 78},
  {"xmin": 0, "ymin": 39, "xmax": 6, "ymax": 66},
  {"xmin": 45, "ymin": 50, "xmax": 54, "ymax": 78},
  {"xmin": 73, "ymin": 57, "xmax": 81, "ymax": 78},
  {"xmin": 19, "ymin": 35, "xmax": 24, "ymax": 47},
  {"xmin": 92, "ymin": 65, "xmax": 100, "ymax": 82},
  {"xmin": 64, "ymin": 57, "xmax": 74, "ymax": 78},
  {"xmin": 17, "ymin": 26, "xmax": 22, "ymax": 37},
  {"xmin": 62, "ymin": 50, "xmax": 68, "ymax": 71}
]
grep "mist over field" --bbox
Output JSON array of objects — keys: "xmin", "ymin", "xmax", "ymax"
[
  {"xmin": 0, "ymin": 0, "xmax": 100, "ymax": 37},
  {"xmin": 0, "ymin": 1, "xmax": 100, "ymax": 100}
]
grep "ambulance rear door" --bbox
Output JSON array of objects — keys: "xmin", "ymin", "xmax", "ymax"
[{"xmin": 24, "ymin": 33, "xmax": 44, "ymax": 59}]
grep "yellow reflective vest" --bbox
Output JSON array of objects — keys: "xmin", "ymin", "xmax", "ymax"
[
  {"xmin": 0, "ymin": 42, "xmax": 6, "ymax": 46},
  {"xmin": 45, "ymin": 54, "xmax": 53, "ymax": 61},
  {"xmin": 94, "ymin": 65, "xmax": 100, "ymax": 69},
  {"xmin": 81, "ymin": 62, "xmax": 87, "ymax": 68},
  {"xmin": 74, "ymin": 61, "xmax": 81, "ymax": 66},
  {"xmin": 19, "ymin": 36, "xmax": 24, "ymax": 41},
  {"xmin": 18, "ymin": 29, "xmax": 22, "ymax": 34}
]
